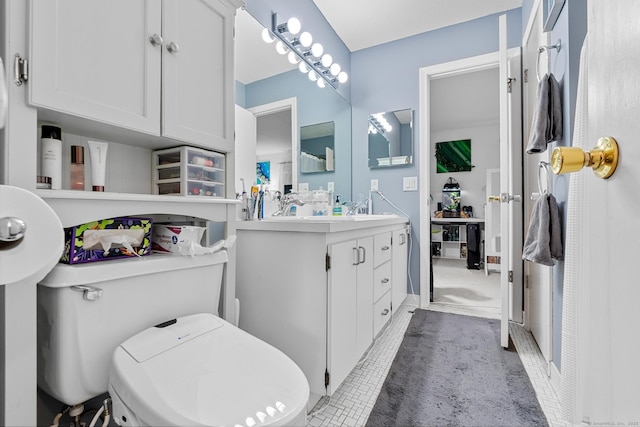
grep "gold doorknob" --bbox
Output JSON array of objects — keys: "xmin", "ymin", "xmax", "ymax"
[{"xmin": 551, "ymin": 136, "xmax": 619, "ymax": 179}]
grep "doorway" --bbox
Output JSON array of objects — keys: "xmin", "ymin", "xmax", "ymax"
[{"xmin": 428, "ymin": 66, "xmax": 502, "ymax": 318}]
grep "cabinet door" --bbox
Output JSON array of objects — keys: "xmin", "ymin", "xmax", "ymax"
[
  {"xmin": 29, "ymin": 0, "xmax": 161, "ymax": 135},
  {"xmin": 327, "ymin": 240, "xmax": 358, "ymax": 394},
  {"xmin": 355, "ymin": 237, "xmax": 373, "ymax": 357},
  {"xmin": 392, "ymin": 229, "xmax": 408, "ymax": 312},
  {"xmin": 162, "ymin": 0, "xmax": 235, "ymax": 151}
]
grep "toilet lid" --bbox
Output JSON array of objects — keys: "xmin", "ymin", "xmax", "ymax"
[{"xmin": 110, "ymin": 313, "xmax": 309, "ymax": 427}]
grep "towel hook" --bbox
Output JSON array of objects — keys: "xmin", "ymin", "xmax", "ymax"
[
  {"xmin": 531, "ymin": 161, "xmax": 552, "ymax": 200},
  {"xmin": 536, "ymin": 39, "xmax": 561, "ymax": 82}
]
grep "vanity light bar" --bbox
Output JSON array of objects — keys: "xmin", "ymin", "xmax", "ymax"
[{"xmin": 264, "ymin": 12, "xmax": 348, "ymax": 90}]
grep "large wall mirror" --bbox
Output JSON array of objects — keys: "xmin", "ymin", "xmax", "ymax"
[
  {"xmin": 300, "ymin": 121, "xmax": 335, "ymax": 173},
  {"xmin": 368, "ymin": 108, "xmax": 413, "ymax": 168},
  {"xmin": 235, "ymin": 8, "xmax": 352, "ymax": 199}
]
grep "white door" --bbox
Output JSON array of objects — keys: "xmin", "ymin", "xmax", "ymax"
[
  {"xmin": 572, "ymin": 0, "xmax": 640, "ymax": 421},
  {"xmin": 234, "ymin": 105, "xmax": 257, "ymax": 194},
  {"xmin": 0, "ymin": 186, "xmax": 64, "ymax": 426},
  {"xmin": 498, "ymin": 15, "xmax": 524, "ymax": 348}
]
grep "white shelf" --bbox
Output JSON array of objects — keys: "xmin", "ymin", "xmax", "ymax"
[{"xmin": 36, "ymin": 189, "xmax": 239, "ymax": 227}]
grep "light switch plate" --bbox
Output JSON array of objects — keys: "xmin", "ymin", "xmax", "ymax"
[
  {"xmin": 403, "ymin": 176, "xmax": 418, "ymax": 191},
  {"xmin": 327, "ymin": 181, "xmax": 335, "ymax": 192},
  {"xmin": 298, "ymin": 183, "xmax": 309, "ymax": 191},
  {"xmin": 370, "ymin": 179, "xmax": 379, "ymax": 191}
]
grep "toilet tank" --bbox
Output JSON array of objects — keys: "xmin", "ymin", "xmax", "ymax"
[{"xmin": 37, "ymin": 251, "xmax": 227, "ymax": 406}]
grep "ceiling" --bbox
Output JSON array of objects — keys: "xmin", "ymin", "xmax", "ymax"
[
  {"xmin": 235, "ymin": 1, "xmax": 522, "ymax": 85},
  {"xmin": 312, "ymin": 0, "xmax": 522, "ymax": 52}
]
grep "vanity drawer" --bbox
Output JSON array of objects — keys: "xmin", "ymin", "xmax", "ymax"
[
  {"xmin": 373, "ymin": 232, "xmax": 392, "ymax": 267},
  {"xmin": 373, "ymin": 261, "xmax": 392, "ymax": 302},
  {"xmin": 373, "ymin": 290, "xmax": 391, "ymax": 337}
]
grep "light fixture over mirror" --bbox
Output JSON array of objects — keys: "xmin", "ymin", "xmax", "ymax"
[
  {"xmin": 368, "ymin": 108, "xmax": 414, "ymax": 168},
  {"xmin": 262, "ymin": 12, "xmax": 348, "ymax": 89}
]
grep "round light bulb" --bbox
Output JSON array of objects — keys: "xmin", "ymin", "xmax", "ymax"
[
  {"xmin": 321, "ymin": 54, "xmax": 333, "ymax": 68},
  {"xmin": 287, "ymin": 17, "xmax": 301, "ymax": 35},
  {"xmin": 338, "ymin": 71, "xmax": 348, "ymax": 83},
  {"xmin": 261, "ymin": 28, "xmax": 275, "ymax": 44},
  {"xmin": 330, "ymin": 63, "xmax": 341, "ymax": 76},
  {"xmin": 298, "ymin": 62, "xmax": 310, "ymax": 73},
  {"xmin": 310, "ymin": 42, "xmax": 323, "ymax": 58},
  {"xmin": 317, "ymin": 78, "xmax": 326, "ymax": 88},
  {"xmin": 299, "ymin": 32, "xmax": 313, "ymax": 48},
  {"xmin": 308, "ymin": 70, "xmax": 318, "ymax": 81},
  {"xmin": 275, "ymin": 41, "xmax": 288, "ymax": 55},
  {"xmin": 287, "ymin": 51, "xmax": 300, "ymax": 64}
]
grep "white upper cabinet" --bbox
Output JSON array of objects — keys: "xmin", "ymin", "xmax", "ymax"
[
  {"xmin": 28, "ymin": 0, "xmax": 236, "ymax": 151},
  {"xmin": 161, "ymin": 0, "xmax": 235, "ymax": 150}
]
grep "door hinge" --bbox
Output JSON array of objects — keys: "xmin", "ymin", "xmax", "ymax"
[
  {"xmin": 325, "ymin": 253, "xmax": 331, "ymax": 271},
  {"xmin": 507, "ymin": 77, "xmax": 516, "ymax": 93},
  {"xmin": 325, "ymin": 369, "xmax": 330, "ymax": 388},
  {"xmin": 523, "ymin": 69, "xmax": 529, "ymax": 83},
  {"xmin": 14, "ymin": 54, "xmax": 28, "ymax": 86},
  {"xmin": 509, "ymin": 270, "xmax": 513, "ymax": 283}
]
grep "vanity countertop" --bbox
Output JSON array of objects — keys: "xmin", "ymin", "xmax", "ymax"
[{"xmin": 235, "ymin": 214, "xmax": 409, "ymax": 233}]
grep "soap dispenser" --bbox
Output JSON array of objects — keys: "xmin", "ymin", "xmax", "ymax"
[{"xmin": 333, "ymin": 195, "xmax": 342, "ymax": 216}]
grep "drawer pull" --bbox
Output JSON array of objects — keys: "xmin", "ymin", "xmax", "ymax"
[
  {"xmin": 381, "ymin": 308, "xmax": 389, "ymax": 316},
  {"xmin": 381, "ymin": 245, "xmax": 390, "ymax": 251},
  {"xmin": 381, "ymin": 278, "xmax": 389, "ymax": 284}
]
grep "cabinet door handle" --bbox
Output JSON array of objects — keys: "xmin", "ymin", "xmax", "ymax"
[
  {"xmin": 381, "ymin": 308, "xmax": 389, "ymax": 316},
  {"xmin": 381, "ymin": 245, "xmax": 390, "ymax": 251},
  {"xmin": 358, "ymin": 246, "xmax": 366, "ymax": 264},
  {"xmin": 381, "ymin": 278, "xmax": 389, "ymax": 284},
  {"xmin": 166, "ymin": 41, "xmax": 180, "ymax": 54},
  {"xmin": 149, "ymin": 33, "xmax": 164, "ymax": 47},
  {"xmin": 353, "ymin": 247, "xmax": 360, "ymax": 265}
]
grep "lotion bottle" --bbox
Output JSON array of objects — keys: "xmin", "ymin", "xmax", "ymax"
[
  {"xmin": 41, "ymin": 125, "xmax": 62, "ymax": 189},
  {"xmin": 70, "ymin": 145, "xmax": 85, "ymax": 190}
]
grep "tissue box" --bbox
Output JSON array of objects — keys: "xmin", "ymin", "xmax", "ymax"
[
  {"xmin": 152, "ymin": 225, "xmax": 205, "ymax": 255},
  {"xmin": 60, "ymin": 217, "xmax": 152, "ymax": 264}
]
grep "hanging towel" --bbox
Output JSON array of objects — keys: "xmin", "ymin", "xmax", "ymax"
[
  {"xmin": 522, "ymin": 193, "xmax": 563, "ymax": 266},
  {"xmin": 526, "ymin": 73, "xmax": 563, "ymax": 153}
]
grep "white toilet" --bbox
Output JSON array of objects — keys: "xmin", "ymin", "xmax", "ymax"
[{"xmin": 37, "ymin": 251, "xmax": 309, "ymax": 426}]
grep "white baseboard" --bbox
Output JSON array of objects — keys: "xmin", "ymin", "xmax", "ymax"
[{"xmin": 550, "ymin": 361, "xmax": 562, "ymax": 397}]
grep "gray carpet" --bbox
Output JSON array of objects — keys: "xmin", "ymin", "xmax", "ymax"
[{"xmin": 366, "ymin": 309, "xmax": 548, "ymax": 427}]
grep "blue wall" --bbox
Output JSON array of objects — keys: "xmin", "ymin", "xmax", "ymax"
[
  {"xmin": 351, "ymin": 9, "xmax": 522, "ymax": 298},
  {"xmin": 521, "ymin": 0, "xmax": 587, "ymax": 374}
]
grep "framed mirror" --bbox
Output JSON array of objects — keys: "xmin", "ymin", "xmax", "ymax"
[
  {"xmin": 300, "ymin": 121, "xmax": 335, "ymax": 173},
  {"xmin": 368, "ymin": 108, "xmax": 413, "ymax": 168}
]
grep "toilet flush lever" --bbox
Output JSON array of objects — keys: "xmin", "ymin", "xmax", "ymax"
[{"xmin": 71, "ymin": 285, "xmax": 104, "ymax": 301}]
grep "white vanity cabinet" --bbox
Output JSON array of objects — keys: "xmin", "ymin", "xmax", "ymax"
[
  {"xmin": 327, "ymin": 236, "xmax": 372, "ymax": 394},
  {"xmin": 372, "ymin": 232, "xmax": 392, "ymax": 336},
  {"xmin": 28, "ymin": 0, "xmax": 238, "ymax": 151},
  {"xmin": 391, "ymin": 227, "xmax": 409, "ymax": 312},
  {"xmin": 235, "ymin": 217, "xmax": 408, "ymax": 408}
]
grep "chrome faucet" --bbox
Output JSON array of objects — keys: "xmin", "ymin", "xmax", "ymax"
[
  {"xmin": 272, "ymin": 192, "xmax": 305, "ymax": 216},
  {"xmin": 346, "ymin": 199, "xmax": 369, "ymax": 215}
]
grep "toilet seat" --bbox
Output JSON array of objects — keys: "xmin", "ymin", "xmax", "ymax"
[{"xmin": 109, "ymin": 313, "xmax": 309, "ymax": 427}]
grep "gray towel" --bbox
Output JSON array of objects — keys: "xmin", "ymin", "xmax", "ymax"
[
  {"xmin": 522, "ymin": 193, "xmax": 563, "ymax": 266},
  {"xmin": 526, "ymin": 73, "xmax": 563, "ymax": 153}
]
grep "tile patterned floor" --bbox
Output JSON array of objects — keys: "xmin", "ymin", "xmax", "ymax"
[{"xmin": 307, "ymin": 300, "xmax": 571, "ymax": 427}]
